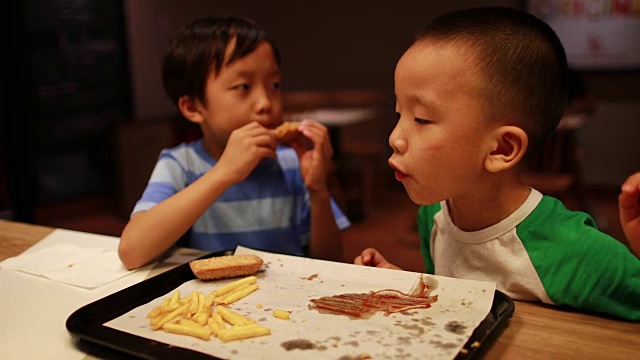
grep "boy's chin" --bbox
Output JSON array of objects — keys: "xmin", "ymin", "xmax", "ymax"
[
  {"xmin": 404, "ymin": 188, "xmax": 423, "ymax": 205},
  {"xmin": 405, "ymin": 187, "xmax": 440, "ymax": 206}
]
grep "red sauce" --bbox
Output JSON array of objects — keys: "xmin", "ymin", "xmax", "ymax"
[{"xmin": 308, "ymin": 279, "xmax": 438, "ymax": 318}]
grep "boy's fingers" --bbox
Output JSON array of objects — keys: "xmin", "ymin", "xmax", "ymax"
[
  {"xmin": 619, "ymin": 190, "xmax": 639, "ymax": 223},
  {"xmin": 619, "ymin": 173, "xmax": 640, "ymax": 223},
  {"xmin": 368, "ymin": 251, "xmax": 387, "ymax": 267},
  {"xmin": 360, "ymin": 252, "xmax": 372, "ymax": 265},
  {"xmin": 355, "ymin": 249, "xmax": 377, "ymax": 266},
  {"xmin": 621, "ymin": 172, "xmax": 640, "ymax": 191}
]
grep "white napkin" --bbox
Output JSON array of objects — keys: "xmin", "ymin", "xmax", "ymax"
[{"xmin": 0, "ymin": 243, "xmax": 132, "ymax": 289}]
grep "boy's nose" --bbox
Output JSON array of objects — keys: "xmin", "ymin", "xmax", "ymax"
[
  {"xmin": 389, "ymin": 124, "xmax": 407, "ymax": 154},
  {"xmin": 255, "ymin": 88, "xmax": 274, "ymax": 115}
]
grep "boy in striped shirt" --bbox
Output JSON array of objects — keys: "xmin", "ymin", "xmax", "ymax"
[{"xmin": 118, "ymin": 17, "xmax": 350, "ymax": 270}]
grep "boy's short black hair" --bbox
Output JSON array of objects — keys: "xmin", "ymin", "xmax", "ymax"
[
  {"xmin": 162, "ymin": 16, "xmax": 281, "ymax": 106},
  {"xmin": 416, "ymin": 6, "xmax": 568, "ymax": 153}
]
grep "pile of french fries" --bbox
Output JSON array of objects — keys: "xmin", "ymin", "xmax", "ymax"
[{"xmin": 146, "ymin": 275, "xmax": 287, "ymax": 342}]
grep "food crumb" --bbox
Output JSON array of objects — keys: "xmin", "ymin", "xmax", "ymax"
[
  {"xmin": 337, "ymin": 354, "xmax": 372, "ymax": 360},
  {"xmin": 256, "ymin": 304, "xmax": 263, "ymax": 309},
  {"xmin": 273, "ymin": 309, "xmax": 291, "ymax": 320},
  {"xmin": 281, "ymin": 339, "xmax": 316, "ymax": 351},
  {"xmin": 471, "ymin": 341, "xmax": 481, "ymax": 348},
  {"xmin": 444, "ymin": 321, "xmax": 467, "ymax": 334}
]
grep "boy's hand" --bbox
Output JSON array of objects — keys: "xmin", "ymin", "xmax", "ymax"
[
  {"xmin": 619, "ymin": 172, "xmax": 640, "ymax": 257},
  {"xmin": 217, "ymin": 122, "xmax": 277, "ymax": 183},
  {"xmin": 289, "ymin": 119, "xmax": 333, "ymax": 193},
  {"xmin": 354, "ymin": 248, "xmax": 402, "ymax": 270}
]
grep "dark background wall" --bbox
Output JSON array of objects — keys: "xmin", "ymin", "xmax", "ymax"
[
  {"xmin": 3, "ymin": 0, "xmax": 639, "ymax": 223},
  {"xmin": 125, "ymin": 0, "xmax": 522, "ymax": 118},
  {"xmin": 5, "ymin": 0, "xmax": 131, "ymax": 221},
  {"xmin": 124, "ymin": 0, "xmax": 639, "ymax": 187}
]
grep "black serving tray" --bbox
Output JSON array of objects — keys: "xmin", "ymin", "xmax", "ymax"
[{"xmin": 66, "ymin": 251, "xmax": 514, "ymax": 360}]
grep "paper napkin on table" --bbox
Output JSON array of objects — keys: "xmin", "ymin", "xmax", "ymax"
[{"xmin": 0, "ymin": 243, "xmax": 132, "ymax": 289}]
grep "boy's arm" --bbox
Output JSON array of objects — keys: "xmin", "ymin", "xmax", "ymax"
[
  {"xmin": 619, "ymin": 172, "xmax": 640, "ymax": 257},
  {"xmin": 118, "ymin": 166, "xmax": 236, "ymax": 270},
  {"xmin": 290, "ymin": 119, "xmax": 344, "ymax": 261},
  {"xmin": 119, "ymin": 123, "xmax": 278, "ymax": 270},
  {"xmin": 307, "ymin": 189, "xmax": 344, "ymax": 261},
  {"xmin": 540, "ymin": 226, "xmax": 640, "ymax": 321}
]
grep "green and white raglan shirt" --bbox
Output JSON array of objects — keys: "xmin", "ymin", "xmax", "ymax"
[{"xmin": 418, "ymin": 189, "xmax": 640, "ymax": 321}]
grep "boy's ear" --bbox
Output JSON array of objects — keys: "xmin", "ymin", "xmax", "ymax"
[
  {"xmin": 484, "ymin": 125, "xmax": 528, "ymax": 173},
  {"xmin": 178, "ymin": 95, "xmax": 205, "ymax": 124}
]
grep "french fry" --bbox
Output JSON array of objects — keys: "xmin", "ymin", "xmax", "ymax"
[
  {"xmin": 159, "ymin": 297, "xmax": 173, "ymax": 313},
  {"xmin": 194, "ymin": 311, "xmax": 209, "ymax": 326},
  {"xmin": 215, "ymin": 305, "xmax": 256, "ymax": 326},
  {"xmin": 152, "ymin": 303, "xmax": 189, "ymax": 330},
  {"xmin": 147, "ymin": 277, "xmax": 269, "ymax": 342},
  {"xmin": 147, "ymin": 301, "xmax": 165, "ymax": 318},
  {"xmin": 213, "ymin": 283, "xmax": 250, "ymax": 303},
  {"xmin": 193, "ymin": 292, "xmax": 211, "ymax": 324},
  {"xmin": 149, "ymin": 315, "xmax": 162, "ymax": 329},
  {"xmin": 163, "ymin": 323, "xmax": 211, "ymax": 341},
  {"xmin": 197, "ymin": 292, "xmax": 207, "ymax": 312},
  {"xmin": 179, "ymin": 318, "xmax": 200, "ymax": 328},
  {"xmin": 168, "ymin": 289, "xmax": 181, "ymax": 310},
  {"xmin": 215, "ymin": 284, "xmax": 259, "ymax": 305},
  {"xmin": 188, "ymin": 290, "xmax": 200, "ymax": 315},
  {"xmin": 217, "ymin": 325, "xmax": 270, "ymax": 342},
  {"xmin": 149, "ymin": 300, "xmax": 171, "ymax": 327},
  {"xmin": 207, "ymin": 312, "xmax": 226, "ymax": 336},
  {"xmin": 211, "ymin": 276, "xmax": 257, "ymax": 298},
  {"xmin": 149, "ymin": 315, "xmax": 163, "ymax": 328},
  {"xmin": 179, "ymin": 293, "xmax": 192, "ymax": 305},
  {"xmin": 273, "ymin": 309, "xmax": 290, "ymax": 320},
  {"xmin": 204, "ymin": 292, "xmax": 217, "ymax": 308}
]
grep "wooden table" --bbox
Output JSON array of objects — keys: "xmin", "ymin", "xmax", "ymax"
[
  {"xmin": 0, "ymin": 219, "xmax": 55, "ymax": 262},
  {"xmin": 1, "ymin": 219, "xmax": 639, "ymax": 359}
]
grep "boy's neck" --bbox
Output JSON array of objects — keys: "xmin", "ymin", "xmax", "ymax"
[
  {"xmin": 446, "ymin": 175, "xmax": 531, "ymax": 232},
  {"xmin": 201, "ymin": 128, "xmax": 224, "ymax": 160}
]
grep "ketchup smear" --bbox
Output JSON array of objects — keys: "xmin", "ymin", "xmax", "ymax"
[{"xmin": 308, "ymin": 279, "xmax": 438, "ymax": 318}]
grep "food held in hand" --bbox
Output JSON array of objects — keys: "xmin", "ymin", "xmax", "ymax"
[
  {"xmin": 189, "ymin": 254, "xmax": 263, "ymax": 280},
  {"xmin": 273, "ymin": 121, "xmax": 301, "ymax": 144}
]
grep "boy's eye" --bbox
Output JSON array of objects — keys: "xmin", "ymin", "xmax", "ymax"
[
  {"xmin": 233, "ymin": 84, "xmax": 250, "ymax": 90},
  {"xmin": 415, "ymin": 118, "xmax": 431, "ymax": 124},
  {"xmin": 272, "ymin": 82, "xmax": 281, "ymax": 90}
]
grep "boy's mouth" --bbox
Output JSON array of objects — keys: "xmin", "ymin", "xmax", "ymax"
[
  {"xmin": 389, "ymin": 161, "xmax": 408, "ymax": 181},
  {"xmin": 394, "ymin": 170, "xmax": 408, "ymax": 181}
]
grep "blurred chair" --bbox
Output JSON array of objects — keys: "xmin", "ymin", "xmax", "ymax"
[
  {"xmin": 116, "ymin": 117, "xmax": 175, "ymax": 217},
  {"xmin": 523, "ymin": 69, "xmax": 595, "ymax": 212},
  {"xmin": 521, "ymin": 113, "xmax": 589, "ymax": 211},
  {"xmin": 282, "ymin": 90, "xmax": 394, "ymax": 221}
]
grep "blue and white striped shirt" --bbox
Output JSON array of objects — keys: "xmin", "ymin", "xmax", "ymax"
[{"xmin": 132, "ymin": 139, "xmax": 350, "ymax": 255}]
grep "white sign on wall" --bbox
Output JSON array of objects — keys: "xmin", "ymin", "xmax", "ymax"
[{"xmin": 528, "ymin": 0, "xmax": 640, "ymax": 69}]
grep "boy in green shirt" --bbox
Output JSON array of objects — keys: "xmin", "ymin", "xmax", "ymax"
[{"xmin": 355, "ymin": 7, "xmax": 640, "ymax": 321}]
